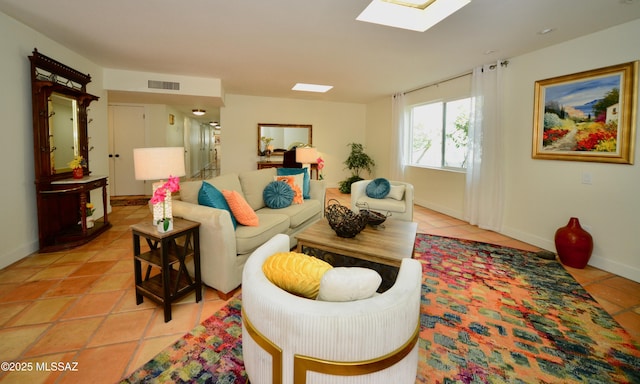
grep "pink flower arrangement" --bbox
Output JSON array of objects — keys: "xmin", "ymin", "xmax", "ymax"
[
  {"xmin": 151, "ymin": 176, "xmax": 180, "ymax": 230},
  {"xmin": 316, "ymin": 156, "xmax": 325, "ymax": 180}
]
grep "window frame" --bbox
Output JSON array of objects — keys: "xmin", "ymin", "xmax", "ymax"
[{"xmin": 406, "ymin": 96, "xmax": 471, "ymax": 172}]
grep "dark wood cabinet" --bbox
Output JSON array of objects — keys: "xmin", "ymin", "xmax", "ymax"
[{"xmin": 29, "ymin": 49, "xmax": 111, "ymax": 252}]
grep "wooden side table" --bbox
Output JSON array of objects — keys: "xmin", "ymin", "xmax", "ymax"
[{"xmin": 131, "ymin": 218, "xmax": 202, "ymax": 322}]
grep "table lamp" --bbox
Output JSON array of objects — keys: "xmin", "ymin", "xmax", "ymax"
[
  {"xmin": 133, "ymin": 147, "xmax": 186, "ymax": 231},
  {"xmin": 296, "ymin": 146, "xmax": 319, "ymax": 179}
]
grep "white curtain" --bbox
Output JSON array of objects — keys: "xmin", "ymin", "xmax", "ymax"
[
  {"xmin": 390, "ymin": 92, "xmax": 406, "ymax": 180},
  {"xmin": 464, "ymin": 62, "xmax": 506, "ymax": 231}
]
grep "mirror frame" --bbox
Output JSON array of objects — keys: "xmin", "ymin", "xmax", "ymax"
[
  {"xmin": 257, "ymin": 123, "xmax": 312, "ymax": 157},
  {"xmin": 29, "ymin": 49, "xmax": 99, "ymax": 182}
]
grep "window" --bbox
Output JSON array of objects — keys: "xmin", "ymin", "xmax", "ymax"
[{"xmin": 408, "ymin": 97, "xmax": 471, "ymax": 170}]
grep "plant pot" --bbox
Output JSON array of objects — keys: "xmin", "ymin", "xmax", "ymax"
[
  {"xmin": 72, "ymin": 167, "xmax": 83, "ymax": 179},
  {"xmin": 87, "ymin": 216, "xmax": 94, "ymax": 229},
  {"xmin": 554, "ymin": 217, "xmax": 593, "ymax": 269}
]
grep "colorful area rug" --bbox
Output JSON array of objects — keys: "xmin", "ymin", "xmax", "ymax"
[{"xmin": 122, "ymin": 234, "xmax": 640, "ymax": 383}]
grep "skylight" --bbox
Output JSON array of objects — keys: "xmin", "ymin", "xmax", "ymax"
[
  {"xmin": 292, "ymin": 83, "xmax": 334, "ymax": 93},
  {"xmin": 357, "ymin": 0, "xmax": 471, "ymax": 32}
]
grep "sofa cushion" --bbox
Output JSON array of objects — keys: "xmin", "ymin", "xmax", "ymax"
[
  {"xmin": 366, "ymin": 178, "xmax": 391, "ymax": 199},
  {"xmin": 263, "ymin": 181, "xmax": 294, "ymax": 209},
  {"xmin": 387, "ymin": 184, "xmax": 406, "ymax": 200},
  {"xmin": 198, "ymin": 181, "xmax": 237, "ymax": 229},
  {"xmin": 222, "ymin": 189, "xmax": 259, "ymax": 226},
  {"xmin": 180, "ymin": 173, "xmax": 242, "ymax": 205},
  {"xmin": 277, "ymin": 168, "xmax": 310, "ymax": 199},
  {"xmin": 317, "ymin": 267, "xmax": 382, "ymax": 302},
  {"xmin": 235, "ymin": 214, "xmax": 290, "ymax": 255},
  {"xmin": 239, "ymin": 168, "xmax": 278, "ymax": 211},
  {"xmin": 354, "ymin": 196, "xmax": 406, "ymax": 213},
  {"xmin": 275, "ymin": 175, "xmax": 303, "ymax": 204},
  {"xmin": 257, "ymin": 199, "xmax": 321, "ymax": 228},
  {"xmin": 262, "ymin": 251, "xmax": 333, "ymax": 299}
]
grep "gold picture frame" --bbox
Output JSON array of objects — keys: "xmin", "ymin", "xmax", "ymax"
[{"xmin": 532, "ymin": 61, "xmax": 637, "ymax": 164}]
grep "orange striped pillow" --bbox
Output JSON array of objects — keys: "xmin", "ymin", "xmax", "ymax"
[{"xmin": 222, "ymin": 190, "xmax": 259, "ymax": 226}]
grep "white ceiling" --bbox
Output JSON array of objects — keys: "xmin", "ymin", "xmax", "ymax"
[{"xmin": 2, "ymin": 0, "xmax": 640, "ymax": 108}]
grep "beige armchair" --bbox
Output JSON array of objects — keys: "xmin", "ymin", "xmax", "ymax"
[
  {"xmin": 350, "ymin": 180, "xmax": 414, "ymax": 221},
  {"xmin": 241, "ymin": 234, "xmax": 421, "ymax": 384}
]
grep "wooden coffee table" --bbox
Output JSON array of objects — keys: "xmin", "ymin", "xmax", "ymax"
[{"xmin": 296, "ymin": 218, "xmax": 418, "ymax": 291}]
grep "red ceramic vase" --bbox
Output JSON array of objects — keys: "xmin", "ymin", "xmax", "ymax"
[
  {"xmin": 72, "ymin": 167, "xmax": 83, "ymax": 179},
  {"xmin": 554, "ymin": 217, "xmax": 593, "ymax": 269}
]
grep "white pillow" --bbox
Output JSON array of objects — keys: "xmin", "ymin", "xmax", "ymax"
[
  {"xmin": 386, "ymin": 184, "xmax": 405, "ymax": 200},
  {"xmin": 316, "ymin": 267, "xmax": 382, "ymax": 302}
]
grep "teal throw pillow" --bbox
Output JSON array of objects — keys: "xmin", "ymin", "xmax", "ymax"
[
  {"xmin": 263, "ymin": 181, "xmax": 294, "ymax": 209},
  {"xmin": 365, "ymin": 178, "xmax": 391, "ymax": 199},
  {"xmin": 277, "ymin": 168, "xmax": 310, "ymax": 199},
  {"xmin": 198, "ymin": 181, "xmax": 237, "ymax": 229}
]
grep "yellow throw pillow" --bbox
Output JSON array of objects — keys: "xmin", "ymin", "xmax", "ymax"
[
  {"xmin": 222, "ymin": 189, "xmax": 259, "ymax": 226},
  {"xmin": 262, "ymin": 252, "xmax": 333, "ymax": 299}
]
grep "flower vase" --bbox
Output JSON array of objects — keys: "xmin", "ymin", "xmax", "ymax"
[
  {"xmin": 72, "ymin": 167, "xmax": 83, "ymax": 179},
  {"xmin": 87, "ymin": 215, "xmax": 94, "ymax": 229},
  {"xmin": 554, "ymin": 217, "xmax": 593, "ymax": 269}
]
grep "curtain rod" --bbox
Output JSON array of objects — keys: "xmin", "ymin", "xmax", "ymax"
[{"xmin": 403, "ymin": 60, "xmax": 509, "ymax": 95}]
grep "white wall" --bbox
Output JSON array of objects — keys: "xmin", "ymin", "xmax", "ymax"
[
  {"xmin": 365, "ymin": 19, "xmax": 640, "ymax": 282},
  {"xmin": 220, "ymin": 94, "xmax": 367, "ymax": 187},
  {"xmin": 501, "ymin": 19, "xmax": 640, "ymax": 282},
  {"xmin": 0, "ymin": 11, "xmax": 109, "ymax": 268}
]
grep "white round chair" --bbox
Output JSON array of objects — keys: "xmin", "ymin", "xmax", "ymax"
[{"xmin": 241, "ymin": 233, "xmax": 422, "ymax": 384}]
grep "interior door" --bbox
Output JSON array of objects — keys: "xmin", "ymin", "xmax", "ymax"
[{"xmin": 109, "ymin": 105, "xmax": 146, "ymax": 196}]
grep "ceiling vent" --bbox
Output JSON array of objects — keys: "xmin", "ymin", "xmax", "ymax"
[{"xmin": 148, "ymin": 80, "xmax": 180, "ymax": 91}]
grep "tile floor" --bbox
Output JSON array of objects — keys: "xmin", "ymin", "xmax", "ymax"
[{"xmin": 0, "ymin": 188, "xmax": 638, "ymax": 383}]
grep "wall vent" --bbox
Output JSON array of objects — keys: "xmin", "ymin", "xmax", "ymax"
[{"xmin": 148, "ymin": 80, "xmax": 180, "ymax": 90}]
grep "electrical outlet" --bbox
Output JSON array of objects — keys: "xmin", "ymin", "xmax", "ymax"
[{"xmin": 581, "ymin": 172, "xmax": 592, "ymax": 184}]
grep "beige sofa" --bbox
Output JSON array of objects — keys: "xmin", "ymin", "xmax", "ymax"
[{"xmin": 172, "ymin": 168, "xmax": 325, "ymax": 298}]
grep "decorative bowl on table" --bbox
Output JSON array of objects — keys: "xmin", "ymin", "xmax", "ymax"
[
  {"xmin": 355, "ymin": 202, "xmax": 391, "ymax": 226},
  {"xmin": 325, "ymin": 199, "xmax": 368, "ymax": 238}
]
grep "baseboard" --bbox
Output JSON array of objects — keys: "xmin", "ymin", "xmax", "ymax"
[{"xmin": 413, "ymin": 199, "xmax": 463, "ymax": 220}]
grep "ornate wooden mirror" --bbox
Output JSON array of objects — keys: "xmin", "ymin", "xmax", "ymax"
[
  {"xmin": 29, "ymin": 49, "xmax": 110, "ymax": 252},
  {"xmin": 257, "ymin": 123, "xmax": 312, "ymax": 156},
  {"xmin": 30, "ymin": 49, "xmax": 98, "ymax": 181}
]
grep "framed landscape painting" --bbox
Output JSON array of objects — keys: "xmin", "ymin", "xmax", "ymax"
[{"xmin": 532, "ymin": 61, "xmax": 638, "ymax": 164}]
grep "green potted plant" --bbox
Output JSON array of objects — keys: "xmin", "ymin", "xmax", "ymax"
[{"xmin": 339, "ymin": 142, "xmax": 375, "ymax": 193}]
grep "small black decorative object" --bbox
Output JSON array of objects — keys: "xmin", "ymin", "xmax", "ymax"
[{"xmin": 325, "ymin": 199, "xmax": 368, "ymax": 238}]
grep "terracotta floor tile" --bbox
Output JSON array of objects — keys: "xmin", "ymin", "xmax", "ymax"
[
  {"xmin": 583, "ymin": 282, "xmax": 640, "ymax": 309},
  {"xmin": 0, "ymin": 267, "xmax": 42, "ymax": 283},
  {"xmin": 0, "ymin": 280, "xmax": 58, "ymax": 303},
  {"xmin": 112, "ymin": 288, "xmax": 158, "ymax": 313},
  {"xmin": 87, "ymin": 309, "xmax": 155, "ymax": 347},
  {"xmin": 88, "ymin": 247, "xmax": 130, "ymax": 262},
  {"xmin": 24, "ymin": 317, "xmax": 103, "ymax": 357},
  {"xmin": 88, "ymin": 272, "xmax": 132, "ymax": 293},
  {"xmin": 12, "ymin": 253, "xmax": 64, "ymax": 268},
  {"xmin": 565, "ymin": 265, "xmax": 614, "ymax": 285},
  {"xmin": 0, "ymin": 302, "xmax": 30, "ymax": 327},
  {"xmin": 60, "ymin": 342, "xmax": 138, "ymax": 384},
  {"xmin": 614, "ymin": 310, "xmax": 640, "ymax": 339},
  {"xmin": 26, "ymin": 264, "xmax": 80, "ymax": 281},
  {"xmin": 143, "ymin": 302, "xmax": 200, "ymax": 338},
  {"xmin": 68, "ymin": 261, "xmax": 117, "ymax": 277},
  {"xmin": 106, "ymin": 259, "xmax": 134, "ymax": 275},
  {"xmin": 7, "ymin": 297, "xmax": 77, "ymax": 326},
  {"xmin": 60, "ymin": 291, "xmax": 124, "ymax": 319},
  {"xmin": 41, "ymin": 276, "xmax": 96, "ymax": 298},
  {"xmin": 0, "ymin": 324, "xmax": 51, "ymax": 360},
  {"xmin": 52, "ymin": 251, "xmax": 99, "ymax": 265}
]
